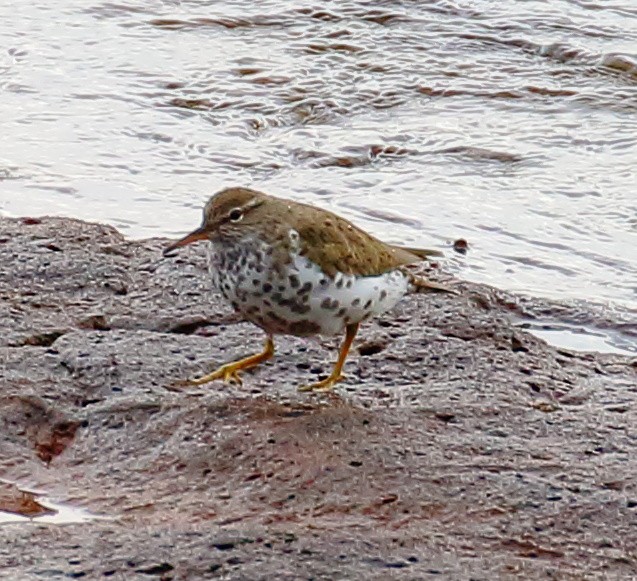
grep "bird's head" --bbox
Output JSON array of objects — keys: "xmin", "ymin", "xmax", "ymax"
[{"xmin": 163, "ymin": 187, "xmax": 268, "ymax": 255}]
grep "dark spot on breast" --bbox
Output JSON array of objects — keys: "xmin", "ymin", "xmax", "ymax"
[
  {"xmin": 266, "ymin": 310, "xmax": 286, "ymax": 324},
  {"xmin": 288, "ymin": 320, "xmax": 321, "ymax": 336},
  {"xmin": 346, "ymin": 279, "xmax": 353, "ymax": 288},
  {"xmin": 380, "ymin": 290, "xmax": 387, "ymax": 301},
  {"xmin": 352, "ymin": 298, "xmax": 361, "ymax": 307},
  {"xmin": 290, "ymin": 302, "xmax": 311, "ymax": 315},
  {"xmin": 262, "ymin": 282, "xmax": 273, "ymax": 293},
  {"xmin": 364, "ymin": 299, "xmax": 373, "ymax": 309},
  {"xmin": 297, "ymin": 281, "xmax": 312, "ymax": 296},
  {"xmin": 335, "ymin": 277, "xmax": 344, "ymax": 289},
  {"xmin": 231, "ymin": 301, "xmax": 239, "ymax": 311},
  {"xmin": 336, "ymin": 307, "xmax": 347, "ymax": 317},
  {"xmin": 252, "ymin": 279, "xmax": 260, "ymax": 286},
  {"xmin": 271, "ymin": 292, "xmax": 284, "ymax": 304},
  {"xmin": 319, "ymin": 278, "xmax": 329, "ymax": 287},
  {"xmin": 289, "ymin": 274, "xmax": 300, "ymax": 288},
  {"xmin": 320, "ymin": 297, "xmax": 339, "ymax": 310}
]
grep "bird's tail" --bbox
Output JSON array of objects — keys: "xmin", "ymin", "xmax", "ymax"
[{"xmin": 397, "ymin": 246, "xmax": 443, "ymax": 259}]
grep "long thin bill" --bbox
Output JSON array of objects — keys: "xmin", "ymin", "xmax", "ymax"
[{"xmin": 162, "ymin": 226, "xmax": 207, "ymax": 256}]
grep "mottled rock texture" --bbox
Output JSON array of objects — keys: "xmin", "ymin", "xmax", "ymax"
[{"xmin": 0, "ymin": 216, "xmax": 635, "ymax": 579}]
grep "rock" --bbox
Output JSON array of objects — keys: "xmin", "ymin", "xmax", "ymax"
[
  {"xmin": 453, "ymin": 238, "xmax": 468, "ymax": 254},
  {"xmin": 0, "ymin": 216, "xmax": 636, "ymax": 579}
]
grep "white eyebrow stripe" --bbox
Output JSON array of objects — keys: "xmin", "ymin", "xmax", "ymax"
[{"xmin": 240, "ymin": 199, "xmax": 265, "ymax": 213}]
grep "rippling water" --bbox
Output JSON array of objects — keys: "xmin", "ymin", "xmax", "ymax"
[{"xmin": 1, "ymin": 1, "xmax": 636, "ymax": 318}]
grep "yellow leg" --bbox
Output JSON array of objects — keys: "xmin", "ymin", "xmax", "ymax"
[
  {"xmin": 298, "ymin": 323, "xmax": 359, "ymax": 393},
  {"xmin": 187, "ymin": 335, "xmax": 275, "ymax": 386}
]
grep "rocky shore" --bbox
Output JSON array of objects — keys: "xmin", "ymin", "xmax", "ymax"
[{"xmin": 1, "ymin": 216, "xmax": 636, "ymax": 580}]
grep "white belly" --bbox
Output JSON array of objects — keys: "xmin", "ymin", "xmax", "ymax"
[{"xmin": 208, "ymin": 242, "xmax": 409, "ymax": 336}]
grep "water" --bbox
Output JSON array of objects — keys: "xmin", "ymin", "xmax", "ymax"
[
  {"xmin": 0, "ymin": 480, "xmax": 106, "ymax": 525},
  {"xmin": 0, "ymin": 498, "xmax": 103, "ymax": 525},
  {"xmin": 524, "ymin": 323, "xmax": 637, "ymax": 357},
  {"xmin": 1, "ymin": 1, "xmax": 635, "ymax": 325}
]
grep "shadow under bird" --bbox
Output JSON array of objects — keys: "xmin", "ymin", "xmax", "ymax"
[{"xmin": 164, "ymin": 187, "xmax": 454, "ymax": 392}]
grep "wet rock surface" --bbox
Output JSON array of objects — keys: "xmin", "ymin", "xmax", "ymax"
[{"xmin": 0, "ymin": 216, "xmax": 636, "ymax": 579}]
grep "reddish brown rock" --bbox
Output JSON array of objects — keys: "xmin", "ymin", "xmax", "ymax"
[{"xmin": 0, "ymin": 216, "xmax": 635, "ymax": 579}]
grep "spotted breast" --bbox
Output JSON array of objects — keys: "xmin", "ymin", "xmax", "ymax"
[{"xmin": 208, "ymin": 229, "xmax": 411, "ymax": 337}]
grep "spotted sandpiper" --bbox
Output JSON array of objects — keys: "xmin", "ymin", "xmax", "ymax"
[{"xmin": 164, "ymin": 187, "xmax": 453, "ymax": 392}]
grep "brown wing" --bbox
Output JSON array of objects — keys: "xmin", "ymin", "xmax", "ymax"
[{"xmin": 293, "ymin": 205, "xmax": 440, "ymax": 278}]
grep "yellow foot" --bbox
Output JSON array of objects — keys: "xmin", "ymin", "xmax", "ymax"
[
  {"xmin": 170, "ymin": 336, "xmax": 275, "ymax": 390},
  {"xmin": 298, "ymin": 373, "xmax": 345, "ymax": 393},
  {"xmin": 298, "ymin": 323, "xmax": 359, "ymax": 394},
  {"xmin": 186, "ymin": 362, "xmax": 245, "ymax": 386},
  {"xmin": 166, "ymin": 363, "xmax": 243, "ymax": 391}
]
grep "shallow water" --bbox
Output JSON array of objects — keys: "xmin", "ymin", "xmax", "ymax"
[
  {"xmin": 0, "ymin": 480, "xmax": 105, "ymax": 525},
  {"xmin": 0, "ymin": 498, "xmax": 103, "ymax": 525},
  {"xmin": 523, "ymin": 321, "xmax": 637, "ymax": 356},
  {"xmin": 1, "ymin": 1, "xmax": 636, "ymax": 321}
]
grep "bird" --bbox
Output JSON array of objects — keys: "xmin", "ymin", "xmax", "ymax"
[{"xmin": 163, "ymin": 187, "xmax": 453, "ymax": 392}]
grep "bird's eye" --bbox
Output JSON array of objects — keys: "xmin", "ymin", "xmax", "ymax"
[{"xmin": 228, "ymin": 208, "xmax": 243, "ymax": 222}]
